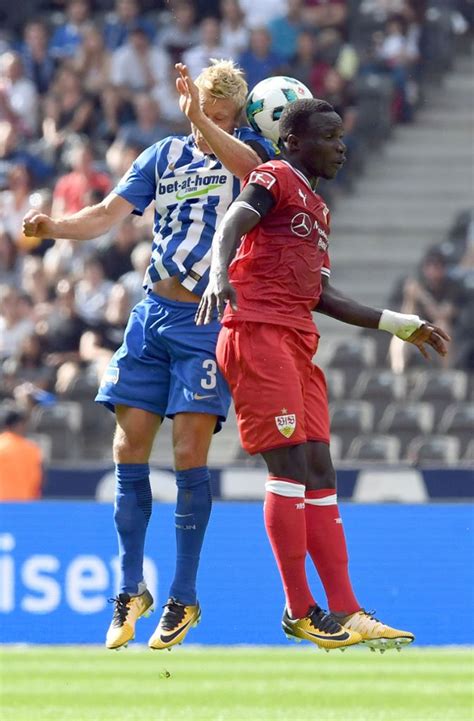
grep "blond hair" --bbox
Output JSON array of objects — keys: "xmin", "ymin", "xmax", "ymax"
[{"xmin": 195, "ymin": 59, "xmax": 248, "ymax": 113}]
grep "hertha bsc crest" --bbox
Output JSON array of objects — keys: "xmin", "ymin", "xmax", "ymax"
[{"xmin": 275, "ymin": 413, "xmax": 296, "ymax": 438}]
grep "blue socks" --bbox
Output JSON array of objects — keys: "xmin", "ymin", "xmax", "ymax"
[
  {"xmin": 114, "ymin": 463, "xmax": 211, "ymax": 604},
  {"xmin": 169, "ymin": 466, "xmax": 212, "ymax": 605},
  {"xmin": 114, "ymin": 463, "xmax": 152, "ymax": 595}
]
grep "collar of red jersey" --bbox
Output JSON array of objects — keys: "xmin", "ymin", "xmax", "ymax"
[{"xmin": 280, "ymin": 160, "xmax": 314, "ymax": 191}]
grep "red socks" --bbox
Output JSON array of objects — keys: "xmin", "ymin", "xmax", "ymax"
[
  {"xmin": 305, "ymin": 489, "xmax": 360, "ymax": 615},
  {"xmin": 264, "ymin": 476, "xmax": 314, "ymax": 619}
]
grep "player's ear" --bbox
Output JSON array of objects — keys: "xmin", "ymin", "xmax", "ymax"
[{"xmin": 286, "ymin": 133, "xmax": 300, "ymax": 151}]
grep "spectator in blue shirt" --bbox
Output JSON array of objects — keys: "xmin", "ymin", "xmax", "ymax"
[
  {"xmin": 49, "ymin": 0, "xmax": 91, "ymax": 60},
  {"xmin": 238, "ymin": 27, "xmax": 285, "ymax": 89},
  {"xmin": 268, "ymin": 0, "xmax": 306, "ymax": 62},
  {"xmin": 21, "ymin": 20, "xmax": 55, "ymax": 96},
  {"xmin": 104, "ymin": 0, "xmax": 156, "ymax": 52}
]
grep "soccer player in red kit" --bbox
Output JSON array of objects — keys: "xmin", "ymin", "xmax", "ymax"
[{"xmin": 196, "ymin": 98, "xmax": 450, "ymax": 652}]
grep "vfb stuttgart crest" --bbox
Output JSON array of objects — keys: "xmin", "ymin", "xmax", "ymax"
[{"xmin": 275, "ymin": 410, "xmax": 296, "ymax": 438}]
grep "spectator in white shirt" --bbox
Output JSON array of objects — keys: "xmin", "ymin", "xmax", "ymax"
[
  {"xmin": 110, "ymin": 27, "xmax": 170, "ymax": 100},
  {"xmin": 182, "ymin": 17, "xmax": 233, "ymax": 79},
  {"xmin": 238, "ymin": 0, "xmax": 286, "ymax": 29},
  {"xmin": 74, "ymin": 256, "xmax": 113, "ymax": 325},
  {"xmin": 0, "ymin": 285, "xmax": 35, "ymax": 360},
  {"xmin": 220, "ymin": 0, "xmax": 250, "ymax": 59},
  {"xmin": 0, "ymin": 52, "xmax": 38, "ymax": 137}
]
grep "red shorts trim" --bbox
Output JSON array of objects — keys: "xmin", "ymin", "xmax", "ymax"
[{"xmin": 216, "ymin": 322, "xmax": 330, "ymax": 455}]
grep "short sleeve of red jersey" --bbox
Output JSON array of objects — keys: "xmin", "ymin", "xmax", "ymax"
[
  {"xmin": 321, "ymin": 250, "xmax": 331, "ymax": 279},
  {"xmin": 244, "ymin": 162, "xmax": 285, "ymax": 207}
]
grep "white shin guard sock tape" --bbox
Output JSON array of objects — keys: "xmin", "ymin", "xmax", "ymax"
[
  {"xmin": 265, "ymin": 480, "xmax": 306, "ymax": 498},
  {"xmin": 305, "ymin": 493, "xmax": 338, "ymax": 506}
]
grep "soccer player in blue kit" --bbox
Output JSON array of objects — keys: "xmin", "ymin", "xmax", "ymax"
[{"xmin": 23, "ymin": 60, "xmax": 275, "ymax": 650}]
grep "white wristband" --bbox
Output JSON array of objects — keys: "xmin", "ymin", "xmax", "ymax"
[{"xmin": 378, "ymin": 309, "xmax": 423, "ymax": 340}]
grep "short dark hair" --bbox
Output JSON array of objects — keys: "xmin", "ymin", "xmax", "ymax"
[
  {"xmin": 2, "ymin": 407, "xmax": 27, "ymax": 430},
  {"xmin": 279, "ymin": 98, "xmax": 335, "ymax": 141}
]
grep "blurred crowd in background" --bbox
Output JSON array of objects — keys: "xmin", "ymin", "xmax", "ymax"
[{"xmin": 0, "ymin": 0, "xmax": 473, "ymax": 474}]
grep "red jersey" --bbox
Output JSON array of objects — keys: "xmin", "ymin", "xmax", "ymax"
[{"xmin": 223, "ymin": 160, "xmax": 331, "ymax": 334}]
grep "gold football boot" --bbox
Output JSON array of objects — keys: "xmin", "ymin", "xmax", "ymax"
[
  {"xmin": 106, "ymin": 590, "xmax": 154, "ymax": 649},
  {"xmin": 149, "ymin": 597, "xmax": 201, "ymax": 651},
  {"xmin": 341, "ymin": 609, "xmax": 415, "ymax": 653},
  {"xmin": 282, "ymin": 604, "xmax": 362, "ymax": 652}
]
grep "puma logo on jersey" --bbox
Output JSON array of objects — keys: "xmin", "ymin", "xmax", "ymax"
[{"xmin": 298, "ymin": 188, "xmax": 308, "ymax": 206}]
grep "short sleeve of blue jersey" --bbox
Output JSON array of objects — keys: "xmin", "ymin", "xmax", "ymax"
[
  {"xmin": 113, "ymin": 140, "xmax": 166, "ymax": 215},
  {"xmin": 236, "ymin": 126, "xmax": 279, "ymax": 160}
]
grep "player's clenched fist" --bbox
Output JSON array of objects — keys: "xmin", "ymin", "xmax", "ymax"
[{"xmin": 22, "ymin": 209, "xmax": 56, "ymax": 239}]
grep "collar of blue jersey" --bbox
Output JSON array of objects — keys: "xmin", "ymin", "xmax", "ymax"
[
  {"xmin": 187, "ymin": 134, "xmax": 215, "ymax": 159},
  {"xmin": 187, "ymin": 129, "xmax": 242, "ymax": 160}
]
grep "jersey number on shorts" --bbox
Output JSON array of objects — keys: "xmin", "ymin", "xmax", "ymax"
[{"xmin": 201, "ymin": 359, "xmax": 217, "ymax": 389}]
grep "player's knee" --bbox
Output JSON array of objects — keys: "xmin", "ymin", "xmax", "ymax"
[
  {"xmin": 262, "ymin": 445, "xmax": 308, "ymax": 484},
  {"xmin": 173, "ymin": 439, "xmax": 206, "ymax": 471},
  {"xmin": 306, "ymin": 466, "xmax": 336, "ymax": 491},
  {"xmin": 174, "ymin": 443, "xmax": 207, "ymax": 471},
  {"xmin": 113, "ymin": 427, "xmax": 150, "ymax": 463}
]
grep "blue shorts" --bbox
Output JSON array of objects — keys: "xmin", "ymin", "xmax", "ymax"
[{"xmin": 95, "ymin": 293, "xmax": 231, "ymax": 428}]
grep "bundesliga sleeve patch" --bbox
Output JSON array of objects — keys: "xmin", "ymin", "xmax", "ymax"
[{"xmin": 248, "ymin": 170, "xmax": 277, "ymax": 190}]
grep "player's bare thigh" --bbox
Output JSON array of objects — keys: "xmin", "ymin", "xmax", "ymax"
[
  {"xmin": 113, "ymin": 405, "xmax": 162, "ymax": 463},
  {"xmin": 172, "ymin": 412, "xmax": 218, "ymax": 470}
]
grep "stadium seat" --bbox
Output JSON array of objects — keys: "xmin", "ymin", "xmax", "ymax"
[
  {"xmin": 410, "ymin": 370, "xmax": 468, "ymax": 415},
  {"xmin": 27, "ymin": 433, "xmax": 53, "ymax": 463},
  {"xmin": 329, "ymin": 434, "xmax": 342, "ymax": 462},
  {"xmin": 379, "ymin": 402, "xmax": 435, "ymax": 456},
  {"xmin": 325, "ymin": 338, "xmax": 377, "ymax": 387},
  {"xmin": 345, "ymin": 434, "xmax": 401, "ymax": 463},
  {"xmin": 438, "ymin": 403, "xmax": 474, "ymax": 455},
  {"xmin": 61, "ymin": 372, "xmax": 116, "ymax": 459},
  {"xmin": 405, "ymin": 435, "xmax": 461, "ymax": 466},
  {"xmin": 351, "ymin": 369, "xmax": 407, "ymax": 423},
  {"xmin": 462, "ymin": 439, "xmax": 474, "ymax": 465},
  {"xmin": 329, "ymin": 400, "xmax": 374, "ymax": 455},
  {"xmin": 325, "ymin": 369, "xmax": 346, "ymax": 401},
  {"xmin": 30, "ymin": 402, "xmax": 83, "ymax": 460}
]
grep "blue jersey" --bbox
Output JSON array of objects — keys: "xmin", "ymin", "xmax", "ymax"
[{"xmin": 113, "ymin": 128, "xmax": 276, "ymax": 297}]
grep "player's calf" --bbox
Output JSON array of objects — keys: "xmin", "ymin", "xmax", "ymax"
[
  {"xmin": 105, "ymin": 589, "xmax": 154, "ymax": 650},
  {"xmin": 148, "ymin": 597, "xmax": 201, "ymax": 651},
  {"xmin": 282, "ymin": 605, "xmax": 362, "ymax": 651}
]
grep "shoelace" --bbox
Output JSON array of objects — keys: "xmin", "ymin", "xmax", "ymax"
[
  {"xmin": 308, "ymin": 605, "xmax": 342, "ymax": 635},
  {"xmin": 108, "ymin": 594, "xmax": 130, "ymax": 626},
  {"xmin": 356, "ymin": 608, "xmax": 387, "ymax": 633},
  {"xmin": 161, "ymin": 599, "xmax": 186, "ymax": 631}
]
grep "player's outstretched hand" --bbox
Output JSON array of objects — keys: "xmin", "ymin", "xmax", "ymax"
[
  {"xmin": 175, "ymin": 63, "xmax": 201, "ymax": 123},
  {"xmin": 195, "ymin": 274, "xmax": 237, "ymax": 325},
  {"xmin": 405, "ymin": 322, "xmax": 450, "ymax": 360},
  {"xmin": 22, "ymin": 209, "xmax": 56, "ymax": 239}
]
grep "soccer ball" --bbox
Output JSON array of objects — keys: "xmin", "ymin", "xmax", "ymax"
[{"xmin": 246, "ymin": 76, "xmax": 313, "ymax": 143}]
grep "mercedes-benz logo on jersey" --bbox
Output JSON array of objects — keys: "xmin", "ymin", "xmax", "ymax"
[{"xmin": 291, "ymin": 212, "xmax": 313, "ymax": 238}]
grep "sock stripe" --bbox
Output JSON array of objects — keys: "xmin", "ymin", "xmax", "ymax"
[
  {"xmin": 305, "ymin": 493, "xmax": 338, "ymax": 506},
  {"xmin": 266, "ymin": 480, "xmax": 305, "ymax": 498}
]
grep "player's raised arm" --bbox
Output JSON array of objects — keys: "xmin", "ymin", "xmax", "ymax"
[
  {"xmin": 316, "ymin": 276, "xmax": 450, "ymax": 358},
  {"xmin": 175, "ymin": 62, "xmax": 267, "ymax": 179},
  {"xmin": 22, "ymin": 192, "xmax": 135, "ymax": 242}
]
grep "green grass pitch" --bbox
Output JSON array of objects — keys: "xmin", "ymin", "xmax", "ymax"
[{"xmin": 0, "ymin": 646, "xmax": 472, "ymax": 721}]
